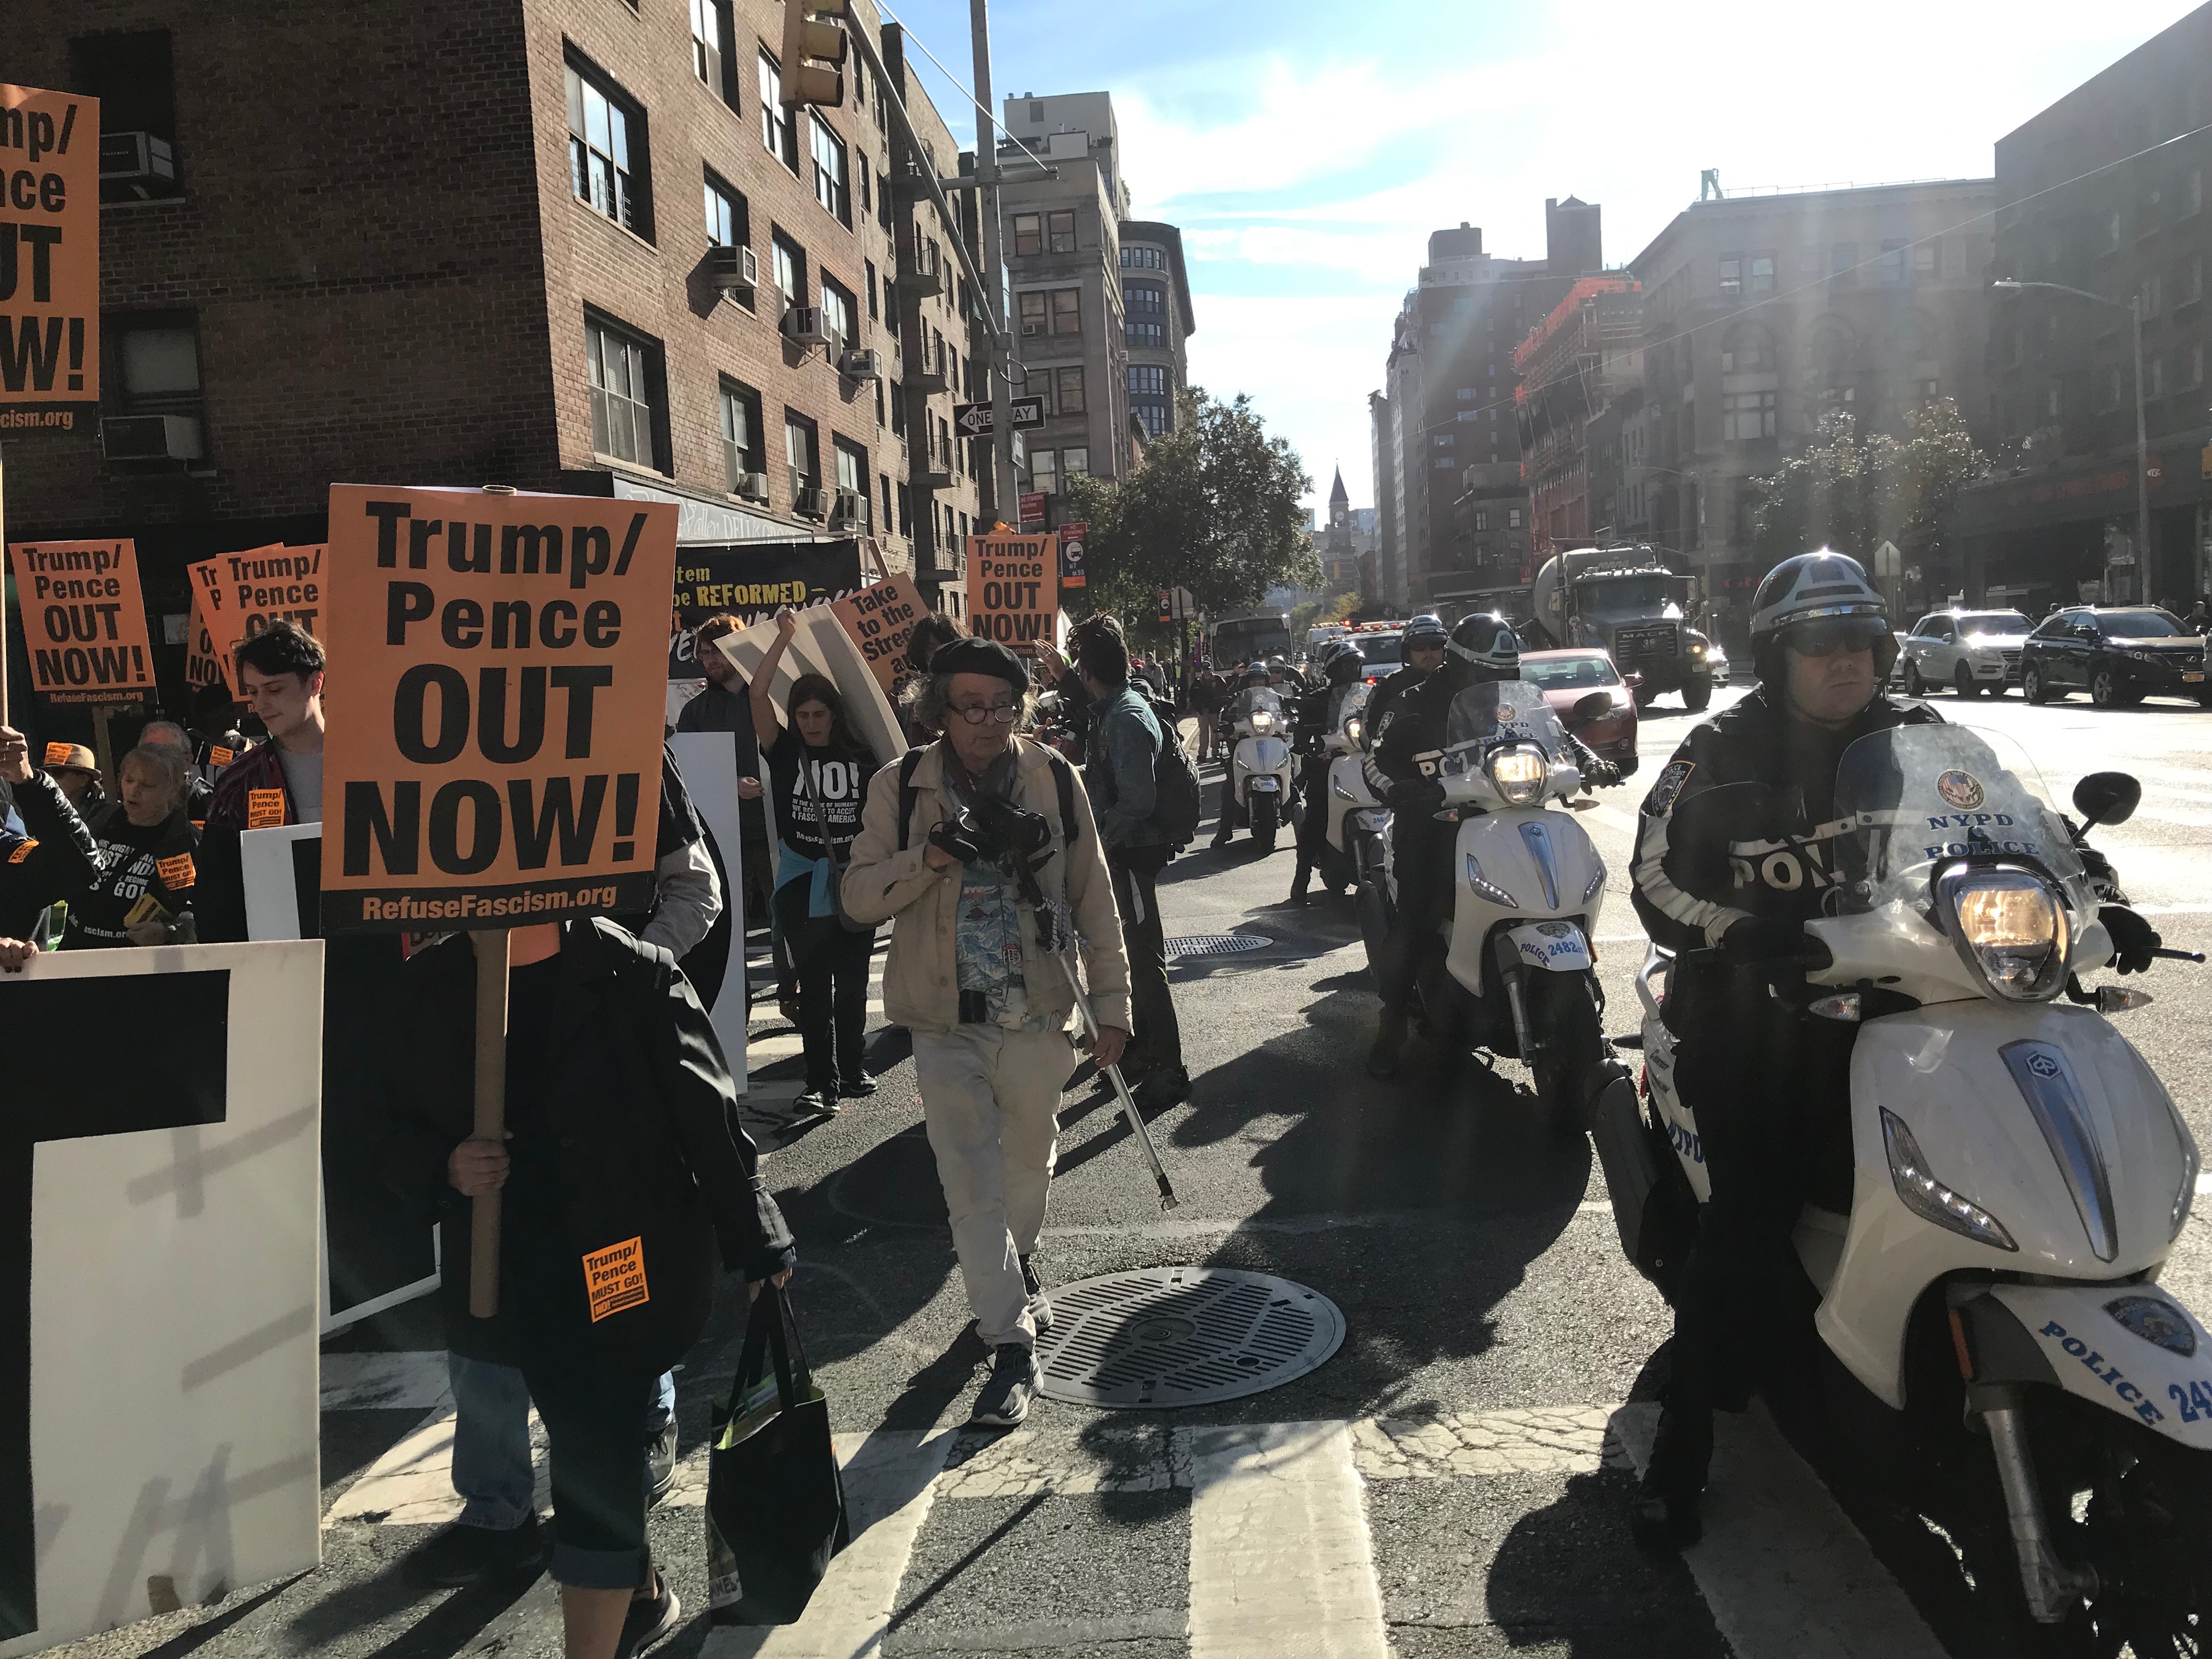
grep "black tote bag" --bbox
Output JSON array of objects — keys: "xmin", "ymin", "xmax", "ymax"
[{"xmin": 705, "ymin": 1286, "xmax": 849, "ymax": 1624}]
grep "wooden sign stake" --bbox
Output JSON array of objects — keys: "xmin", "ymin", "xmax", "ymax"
[{"xmin": 469, "ymin": 927, "xmax": 511, "ymax": 1318}]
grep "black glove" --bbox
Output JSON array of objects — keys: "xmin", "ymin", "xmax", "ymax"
[
  {"xmin": 928, "ymin": 812, "xmax": 993, "ymax": 866},
  {"xmin": 2100, "ymin": 904, "xmax": 2160, "ymax": 974},
  {"xmin": 1718, "ymin": 915, "xmax": 1808, "ymax": 965},
  {"xmin": 1581, "ymin": 758, "xmax": 1622, "ymax": 789},
  {"xmin": 1385, "ymin": 775, "xmax": 1446, "ymax": 811}
]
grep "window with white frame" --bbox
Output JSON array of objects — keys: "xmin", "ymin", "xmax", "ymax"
[
  {"xmin": 567, "ymin": 61, "xmax": 645, "ymax": 234},
  {"xmin": 1062, "ymin": 446, "xmax": 1089, "ymax": 480},
  {"xmin": 1055, "ymin": 365, "xmax": 1085, "ymax": 414},
  {"xmin": 586, "ymin": 314, "xmax": 659, "ymax": 468},
  {"xmin": 719, "ymin": 380, "xmax": 761, "ymax": 490},
  {"xmin": 810, "ymin": 114, "xmax": 849, "ymax": 224},
  {"xmin": 771, "ymin": 233, "xmax": 803, "ymax": 307},
  {"xmin": 690, "ymin": 0, "xmax": 734, "ymax": 105},
  {"xmin": 759, "ymin": 52, "xmax": 796, "ymax": 170},
  {"xmin": 1031, "ymin": 448, "xmax": 1058, "ymax": 492},
  {"xmin": 703, "ymin": 170, "xmax": 744, "ymax": 249},
  {"xmin": 819, "ymin": 275, "xmax": 854, "ymax": 346}
]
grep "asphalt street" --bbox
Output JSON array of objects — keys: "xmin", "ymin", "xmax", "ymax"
[{"xmin": 46, "ymin": 679, "xmax": 2212, "ymax": 1659}]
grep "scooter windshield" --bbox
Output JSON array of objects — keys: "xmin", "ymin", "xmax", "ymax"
[
  {"xmin": 1234, "ymin": 688, "xmax": 1286, "ymax": 723},
  {"xmin": 1829, "ymin": 723, "xmax": 2093, "ymax": 917},
  {"xmin": 1441, "ymin": 679, "xmax": 1572, "ymax": 767}
]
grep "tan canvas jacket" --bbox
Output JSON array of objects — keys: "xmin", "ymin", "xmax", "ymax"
[{"xmin": 840, "ymin": 736, "xmax": 1133, "ymax": 1037}]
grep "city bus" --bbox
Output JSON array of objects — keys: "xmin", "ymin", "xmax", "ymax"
[{"xmin": 1206, "ymin": 611, "xmax": 1293, "ymax": 668}]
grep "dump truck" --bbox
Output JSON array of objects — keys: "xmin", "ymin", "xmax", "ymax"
[{"xmin": 1525, "ymin": 545, "xmax": 1713, "ymax": 710}]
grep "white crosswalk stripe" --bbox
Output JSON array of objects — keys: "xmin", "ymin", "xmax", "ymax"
[{"xmin": 318, "ymin": 1378, "xmax": 1943, "ymax": 1659}]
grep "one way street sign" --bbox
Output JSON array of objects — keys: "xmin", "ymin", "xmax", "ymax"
[{"xmin": 952, "ymin": 398, "xmax": 1045, "ymax": 437}]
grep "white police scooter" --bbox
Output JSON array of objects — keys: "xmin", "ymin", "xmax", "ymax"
[
  {"xmin": 1221, "ymin": 684, "xmax": 1296, "ymax": 853},
  {"xmin": 1380, "ymin": 680, "xmax": 1613, "ymax": 1127},
  {"xmin": 1322, "ymin": 681, "xmax": 1388, "ymax": 893},
  {"xmin": 1594, "ymin": 723, "xmax": 2212, "ymax": 1644}
]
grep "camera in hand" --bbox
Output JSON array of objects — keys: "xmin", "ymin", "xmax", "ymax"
[{"xmin": 928, "ymin": 797, "xmax": 1053, "ymax": 872}]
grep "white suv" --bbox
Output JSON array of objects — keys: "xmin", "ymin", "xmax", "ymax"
[{"xmin": 1900, "ymin": 608, "xmax": 2034, "ymax": 698}]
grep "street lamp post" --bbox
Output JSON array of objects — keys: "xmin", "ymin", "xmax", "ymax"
[{"xmin": 1991, "ymin": 279, "xmax": 2151, "ymax": 590}]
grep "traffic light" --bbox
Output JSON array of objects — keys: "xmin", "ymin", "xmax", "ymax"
[{"xmin": 779, "ymin": 0, "xmax": 848, "ymax": 108}]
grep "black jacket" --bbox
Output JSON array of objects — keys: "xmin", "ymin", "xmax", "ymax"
[
  {"xmin": 1367, "ymin": 668, "xmax": 1611, "ymax": 801},
  {"xmin": 0, "ymin": 771, "xmax": 103, "ymax": 939},
  {"xmin": 1629, "ymin": 686, "xmax": 1940, "ymax": 956},
  {"xmin": 1362, "ymin": 662, "xmax": 1431, "ymax": 758},
  {"xmin": 380, "ymin": 917, "xmax": 793, "ymax": 1369}
]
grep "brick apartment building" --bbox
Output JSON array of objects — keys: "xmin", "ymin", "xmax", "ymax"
[
  {"xmin": 6, "ymin": 0, "xmax": 986, "ymax": 714},
  {"xmin": 1370, "ymin": 199, "xmax": 1601, "ymax": 613},
  {"xmin": 1514, "ymin": 276, "xmax": 1643, "ymax": 555},
  {"xmin": 1626, "ymin": 178, "xmax": 1993, "ymax": 636},
  {"xmin": 1948, "ymin": 0, "xmax": 2212, "ymax": 610}
]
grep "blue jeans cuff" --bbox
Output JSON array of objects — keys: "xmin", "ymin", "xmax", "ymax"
[
  {"xmin": 455, "ymin": 1495, "xmax": 535, "ymax": 1532},
  {"xmin": 549, "ymin": 1538, "xmax": 647, "ymax": 1590}
]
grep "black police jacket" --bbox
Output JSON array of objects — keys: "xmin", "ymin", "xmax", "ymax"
[
  {"xmin": 1362, "ymin": 663, "xmax": 1430, "ymax": 757},
  {"xmin": 379, "ymin": 917, "xmax": 793, "ymax": 1370},
  {"xmin": 1367, "ymin": 669, "xmax": 1610, "ymax": 803},
  {"xmin": 1629, "ymin": 686, "xmax": 1940, "ymax": 956}
]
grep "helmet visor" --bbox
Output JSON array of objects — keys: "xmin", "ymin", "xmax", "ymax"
[{"xmin": 1782, "ymin": 614, "xmax": 1889, "ymax": 658}]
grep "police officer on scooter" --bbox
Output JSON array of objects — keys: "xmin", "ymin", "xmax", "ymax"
[
  {"xmin": 1364, "ymin": 614, "xmax": 1448, "ymax": 755},
  {"xmin": 1625, "ymin": 549, "xmax": 2164, "ymax": 1547},
  {"xmin": 1363, "ymin": 613, "xmax": 1621, "ymax": 1077},
  {"xmin": 1288, "ymin": 641, "xmax": 1370, "ymax": 905}
]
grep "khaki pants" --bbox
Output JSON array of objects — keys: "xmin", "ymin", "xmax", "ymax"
[{"xmin": 912, "ymin": 1023, "xmax": 1074, "ymax": 1350}]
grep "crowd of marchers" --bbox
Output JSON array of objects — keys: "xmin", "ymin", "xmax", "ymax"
[{"xmin": 0, "ymin": 601, "xmax": 1206, "ymax": 1659}]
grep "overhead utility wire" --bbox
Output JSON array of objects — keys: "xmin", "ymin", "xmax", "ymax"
[
  {"xmin": 1410, "ymin": 119, "xmax": 2212, "ymax": 449},
  {"xmin": 870, "ymin": 0, "xmax": 1052, "ymax": 174}
]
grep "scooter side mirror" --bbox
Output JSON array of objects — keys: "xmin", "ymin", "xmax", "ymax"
[
  {"xmin": 2072, "ymin": 771, "xmax": 2141, "ymax": 829},
  {"xmin": 1571, "ymin": 691, "xmax": 1615, "ymax": 723}
]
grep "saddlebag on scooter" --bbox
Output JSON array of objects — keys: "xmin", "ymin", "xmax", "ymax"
[{"xmin": 1588, "ymin": 1060, "xmax": 1698, "ymax": 1301}]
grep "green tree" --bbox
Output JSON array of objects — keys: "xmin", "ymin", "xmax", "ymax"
[
  {"xmin": 1745, "ymin": 399, "xmax": 1987, "ymax": 560},
  {"xmin": 1063, "ymin": 387, "xmax": 1319, "ymax": 626}
]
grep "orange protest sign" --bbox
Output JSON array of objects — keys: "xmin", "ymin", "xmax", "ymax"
[
  {"xmin": 582, "ymin": 1236, "xmax": 649, "ymax": 1322},
  {"xmin": 831, "ymin": 573, "xmax": 928, "ymax": 693},
  {"xmin": 965, "ymin": 530, "xmax": 1058, "ymax": 650},
  {"xmin": 187, "ymin": 544, "xmax": 323, "ymax": 698},
  {"xmin": 5, "ymin": 538, "xmax": 155, "ymax": 704},
  {"xmin": 184, "ymin": 579, "xmax": 234, "ymax": 699},
  {"xmin": 319, "ymin": 484, "xmax": 679, "ymax": 933},
  {"xmin": 0, "ymin": 85, "xmax": 99, "ymax": 423}
]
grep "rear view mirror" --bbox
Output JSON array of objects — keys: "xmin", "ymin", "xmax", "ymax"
[
  {"xmin": 2073, "ymin": 771, "xmax": 2141, "ymax": 829},
  {"xmin": 1572, "ymin": 691, "xmax": 1615, "ymax": 722}
]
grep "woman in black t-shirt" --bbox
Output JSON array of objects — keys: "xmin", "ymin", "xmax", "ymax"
[
  {"xmin": 66, "ymin": 743, "xmax": 201, "ymax": 949},
  {"xmin": 751, "ymin": 611, "xmax": 881, "ymax": 1114}
]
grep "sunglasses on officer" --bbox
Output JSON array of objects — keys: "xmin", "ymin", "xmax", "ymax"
[{"xmin": 1783, "ymin": 616, "xmax": 1888, "ymax": 658}]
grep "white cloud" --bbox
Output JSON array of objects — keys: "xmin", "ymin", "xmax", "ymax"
[{"xmin": 1107, "ymin": 0, "xmax": 2199, "ymax": 514}]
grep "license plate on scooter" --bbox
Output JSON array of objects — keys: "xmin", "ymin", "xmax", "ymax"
[{"xmin": 1506, "ymin": 920, "xmax": 1592, "ymax": 972}]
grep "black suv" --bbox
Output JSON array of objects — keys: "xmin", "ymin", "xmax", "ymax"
[{"xmin": 2020, "ymin": 606, "xmax": 2210, "ymax": 708}]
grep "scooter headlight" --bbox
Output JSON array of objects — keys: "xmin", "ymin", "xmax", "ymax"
[
  {"xmin": 1248, "ymin": 709, "xmax": 1276, "ymax": 733},
  {"xmin": 1882, "ymin": 1108, "xmax": 2018, "ymax": 1251},
  {"xmin": 1345, "ymin": 715, "xmax": 1363, "ymax": 747},
  {"xmin": 1487, "ymin": 744, "xmax": 1549, "ymax": 807},
  {"xmin": 1936, "ymin": 867, "xmax": 2069, "ymax": 1002}
]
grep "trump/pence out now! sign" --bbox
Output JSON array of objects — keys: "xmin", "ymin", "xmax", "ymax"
[
  {"xmin": 4, "ymin": 537, "xmax": 156, "ymax": 704},
  {"xmin": 319, "ymin": 485, "xmax": 679, "ymax": 933},
  {"xmin": 965, "ymin": 531, "xmax": 1058, "ymax": 649}
]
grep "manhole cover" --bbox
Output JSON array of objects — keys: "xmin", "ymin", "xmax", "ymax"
[
  {"xmin": 1164, "ymin": 933, "xmax": 1272, "ymax": 960},
  {"xmin": 1035, "ymin": 1268, "xmax": 1345, "ymax": 1407}
]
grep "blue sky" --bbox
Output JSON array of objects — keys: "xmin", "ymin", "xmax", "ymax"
[{"xmin": 878, "ymin": 0, "xmax": 2202, "ymax": 514}]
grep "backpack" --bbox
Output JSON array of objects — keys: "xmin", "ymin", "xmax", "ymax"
[{"xmin": 1137, "ymin": 692, "xmax": 1203, "ymax": 851}]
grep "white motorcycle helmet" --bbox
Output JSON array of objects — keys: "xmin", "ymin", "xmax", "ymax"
[{"xmin": 1747, "ymin": 549, "xmax": 1898, "ymax": 684}]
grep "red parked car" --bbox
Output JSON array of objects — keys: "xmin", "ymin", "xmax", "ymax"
[{"xmin": 1519, "ymin": 648, "xmax": 1640, "ymax": 778}]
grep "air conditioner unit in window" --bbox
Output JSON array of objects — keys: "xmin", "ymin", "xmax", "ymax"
[
  {"xmin": 783, "ymin": 305, "xmax": 832, "ymax": 346},
  {"xmin": 840, "ymin": 347, "xmax": 884, "ymax": 381},
  {"xmin": 1020, "ymin": 322, "xmax": 1041, "ymax": 337},
  {"xmin": 828, "ymin": 488, "xmax": 866, "ymax": 530},
  {"xmin": 100, "ymin": 414, "xmax": 202, "ymax": 462},
  {"xmin": 708, "ymin": 244, "xmax": 758, "ymax": 301},
  {"xmin": 99, "ymin": 131, "xmax": 176, "ymax": 198},
  {"xmin": 793, "ymin": 480, "xmax": 829, "ymax": 520},
  {"xmin": 733, "ymin": 471, "xmax": 771, "ymax": 503}
]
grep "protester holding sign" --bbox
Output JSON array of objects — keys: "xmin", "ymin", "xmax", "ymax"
[
  {"xmin": 63, "ymin": 744, "xmax": 199, "ymax": 949},
  {"xmin": 381, "ymin": 918, "xmax": 794, "ymax": 1659},
  {"xmin": 752, "ymin": 611, "xmax": 880, "ymax": 1115},
  {"xmin": 0, "ymin": 725, "xmax": 102, "ymax": 940},
  {"xmin": 195, "ymin": 621, "xmax": 326, "ymax": 941}
]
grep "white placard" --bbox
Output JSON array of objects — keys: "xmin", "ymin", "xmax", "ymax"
[
  {"xmin": 240, "ymin": 823, "xmax": 323, "ymax": 941},
  {"xmin": 712, "ymin": 607, "xmax": 906, "ymax": 768},
  {"xmin": 0, "ymin": 942, "xmax": 325, "ymax": 1657}
]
